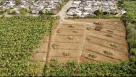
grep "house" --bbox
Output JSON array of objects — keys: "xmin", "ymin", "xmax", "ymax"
[{"xmin": 73, "ymin": 0, "xmax": 81, "ymax": 4}]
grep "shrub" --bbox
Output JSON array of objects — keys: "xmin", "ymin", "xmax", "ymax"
[
  {"xmin": 11, "ymin": 10, "xmax": 17, "ymax": 15},
  {"xmin": 52, "ymin": 43, "xmax": 59, "ymax": 49},
  {"xmin": 103, "ymin": 50, "xmax": 113, "ymax": 55},
  {"xmin": 73, "ymin": 30, "xmax": 77, "ymax": 33},
  {"xmin": 88, "ymin": 53, "xmax": 97, "ymax": 58},
  {"xmin": 103, "ymin": 11, "xmax": 109, "ymax": 15},
  {"xmin": 110, "ymin": 43, "xmax": 117, "ymax": 48},
  {"xmin": 57, "ymin": 29, "xmax": 62, "ymax": 33},
  {"xmin": 0, "ymin": 10, "xmax": 4, "ymax": 15},
  {"xmin": 67, "ymin": 36, "xmax": 73, "ymax": 40},
  {"xmin": 86, "ymin": 27, "xmax": 92, "ymax": 31},
  {"xmin": 68, "ymin": 25, "xmax": 74, "ymax": 28}
]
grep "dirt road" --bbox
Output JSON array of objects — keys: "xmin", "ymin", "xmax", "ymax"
[{"xmin": 56, "ymin": 0, "xmax": 94, "ymax": 25}]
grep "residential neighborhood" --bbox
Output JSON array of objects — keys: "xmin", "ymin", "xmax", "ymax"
[
  {"xmin": 0, "ymin": 0, "xmax": 120, "ymax": 16},
  {"xmin": 0, "ymin": 0, "xmax": 65, "ymax": 15},
  {"xmin": 67, "ymin": 0, "xmax": 118, "ymax": 17}
]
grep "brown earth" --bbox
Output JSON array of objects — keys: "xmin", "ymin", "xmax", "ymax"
[{"xmin": 32, "ymin": 19, "xmax": 128, "ymax": 64}]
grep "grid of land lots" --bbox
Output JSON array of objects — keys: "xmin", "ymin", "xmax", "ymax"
[{"xmin": 45, "ymin": 19, "xmax": 128, "ymax": 64}]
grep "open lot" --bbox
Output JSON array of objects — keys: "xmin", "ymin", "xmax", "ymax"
[{"xmin": 41, "ymin": 19, "xmax": 128, "ymax": 64}]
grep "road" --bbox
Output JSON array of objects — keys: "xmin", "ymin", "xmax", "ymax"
[
  {"xmin": 56, "ymin": 0, "xmax": 73, "ymax": 21},
  {"xmin": 56, "ymin": 0, "xmax": 94, "ymax": 25}
]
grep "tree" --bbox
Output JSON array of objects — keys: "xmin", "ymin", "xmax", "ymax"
[
  {"xmin": 0, "ymin": 10, "xmax": 4, "ymax": 15},
  {"xmin": 103, "ymin": 11, "xmax": 109, "ymax": 15},
  {"xmin": 118, "ymin": 0, "xmax": 125, "ymax": 8},
  {"xmin": 0, "ymin": 1, "xmax": 4, "ymax": 5},
  {"xmin": 39, "ymin": 10, "xmax": 44, "ymax": 14},
  {"xmin": 94, "ymin": 9, "xmax": 102, "ymax": 18},
  {"xmin": 15, "ymin": 0, "xmax": 21, "ymax": 5},
  {"xmin": 20, "ymin": 8, "xmax": 28, "ymax": 15},
  {"xmin": 11, "ymin": 10, "xmax": 17, "ymax": 14}
]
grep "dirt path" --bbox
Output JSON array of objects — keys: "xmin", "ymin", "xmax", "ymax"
[{"xmin": 56, "ymin": 0, "xmax": 94, "ymax": 26}]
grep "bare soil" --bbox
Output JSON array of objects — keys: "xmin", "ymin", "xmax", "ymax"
[{"xmin": 32, "ymin": 19, "xmax": 128, "ymax": 64}]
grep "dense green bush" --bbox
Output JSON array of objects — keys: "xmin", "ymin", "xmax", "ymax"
[
  {"xmin": 43, "ymin": 61, "xmax": 133, "ymax": 76},
  {"xmin": 0, "ymin": 10, "xmax": 4, "ymax": 15}
]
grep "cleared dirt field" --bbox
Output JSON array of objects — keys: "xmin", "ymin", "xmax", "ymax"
[
  {"xmin": 85, "ymin": 35, "xmax": 128, "ymax": 52},
  {"xmin": 35, "ymin": 19, "xmax": 128, "ymax": 64},
  {"xmin": 51, "ymin": 35, "xmax": 84, "ymax": 43}
]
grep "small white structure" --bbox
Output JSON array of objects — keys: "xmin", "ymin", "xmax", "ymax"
[
  {"xmin": 73, "ymin": 0, "xmax": 81, "ymax": 4},
  {"xmin": 121, "ymin": 10, "xmax": 126, "ymax": 15}
]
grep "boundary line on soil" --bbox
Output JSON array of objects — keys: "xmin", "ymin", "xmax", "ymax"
[
  {"xmin": 50, "ymin": 41, "xmax": 82, "ymax": 43},
  {"xmin": 100, "ymin": 26, "xmax": 126, "ymax": 32},
  {"xmin": 87, "ymin": 30, "xmax": 126, "ymax": 42},
  {"xmin": 87, "ymin": 29, "xmax": 125, "ymax": 38},
  {"xmin": 86, "ymin": 48, "xmax": 122, "ymax": 61},
  {"xmin": 85, "ymin": 41, "xmax": 128, "ymax": 54},
  {"xmin": 51, "ymin": 34, "xmax": 84, "ymax": 36},
  {"xmin": 45, "ymin": 33, "xmax": 51, "ymax": 64},
  {"xmin": 87, "ymin": 34, "xmax": 128, "ymax": 46},
  {"xmin": 80, "ymin": 56, "xmax": 98, "ymax": 62}
]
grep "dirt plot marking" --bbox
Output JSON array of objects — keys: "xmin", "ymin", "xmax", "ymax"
[{"xmin": 33, "ymin": 19, "xmax": 128, "ymax": 64}]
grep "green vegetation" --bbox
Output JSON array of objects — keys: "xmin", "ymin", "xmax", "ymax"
[
  {"xmin": 122, "ymin": 1, "xmax": 136, "ymax": 63},
  {"xmin": 43, "ymin": 61, "xmax": 132, "ymax": 76},
  {"xmin": 39, "ymin": 10, "xmax": 44, "ymax": 14},
  {"xmin": 0, "ymin": 10, "xmax": 4, "ymax": 15},
  {"xmin": 15, "ymin": 0, "xmax": 21, "ymax": 5},
  {"xmin": 88, "ymin": 53, "xmax": 97, "ymax": 58},
  {"xmin": 0, "ymin": 15, "xmax": 56, "ymax": 76},
  {"xmin": 94, "ymin": 9, "xmax": 102, "ymax": 18},
  {"xmin": 11, "ymin": 10, "xmax": 17, "ymax": 15},
  {"xmin": 0, "ymin": 1, "xmax": 4, "ymax": 5},
  {"xmin": 20, "ymin": 8, "xmax": 28, "ymax": 15}
]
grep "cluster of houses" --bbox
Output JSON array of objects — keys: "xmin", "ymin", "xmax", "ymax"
[
  {"xmin": 0, "ymin": 0, "xmax": 15, "ymax": 11},
  {"xmin": 30, "ymin": 0, "xmax": 63, "ymax": 14},
  {"xmin": 67, "ymin": 0, "xmax": 118, "ymax": 17},
  {"xmin": 0, "ymin": 0, "xmax": 63, "ymax": 14}
]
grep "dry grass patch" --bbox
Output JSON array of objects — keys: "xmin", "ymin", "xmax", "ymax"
[
  {"xmin": 73, "ymin": 30, "xmax": 78, "ymax": 33},
  {"xmin": 68, "ymin": 25, "xmax": 74, "ymax": 28},
  {"xmin": 63, "ymin": 52, "xmax": 70, "ymax": 56},
  {"xmin": 67, "ymin": 36, "xmax": 73, "ymax": 40},
  {"xmin": 110, "ymin": 43, "xmax": 118, "ymax": 48},
  {"xmin": 94, "ymin": 26, "xmax": 103, "ymax": 31},
  {"xmin": 52, "ymin": 43, "xmax": 59, "ymax": 49},
  {"xmin": 86, "ymin": 37, "xmax": 91, "ymax": 42},
  {"xmin": 86, "ymin": 27, "xmax": 92, "ymax": 31},
  {"xmin": 103, "ymin": 50, "xmax": 113, "ymax": 56},
  {"xmin": 88, "ymin": 53, "xmax": 97, "ymax": 58},
  {"xmin": 56, "ymin": 28, "xmax": 62, "ymax": 33}
]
